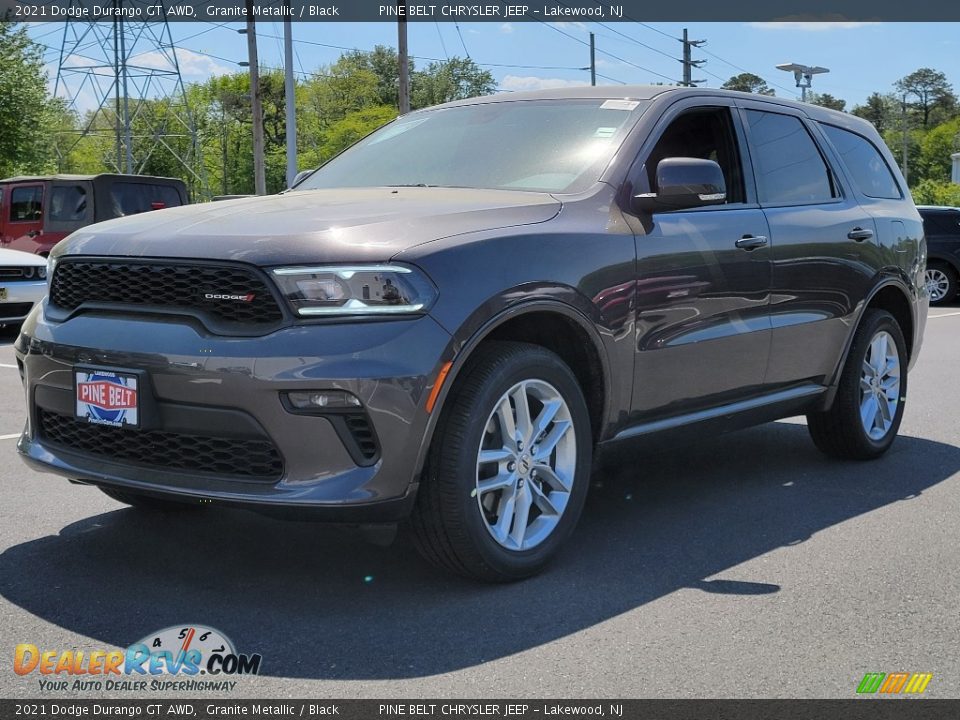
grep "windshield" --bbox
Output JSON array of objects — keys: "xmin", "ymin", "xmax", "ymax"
[{"xmin": 296, "ymin": 98, "xmax": 649, "ymax": 195}]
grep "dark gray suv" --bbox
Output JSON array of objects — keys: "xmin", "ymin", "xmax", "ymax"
[{"xmin": 16, "ymin": 87, "xmax": 927, "ymax": 581}]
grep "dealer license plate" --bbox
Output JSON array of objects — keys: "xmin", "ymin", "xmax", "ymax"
[{"xmin": 75, "ymin": 369, "xmax": 140, "ymax": 428}]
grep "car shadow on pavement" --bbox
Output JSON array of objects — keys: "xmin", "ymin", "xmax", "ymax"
[{"xmin": 1, "ymin": 421, "xmax": 958, "ymax": 680}]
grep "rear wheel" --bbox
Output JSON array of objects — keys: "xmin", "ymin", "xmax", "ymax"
[
  {"xmin": 925, "ymin": 262, "xmax": 957, "ymax": 305},
  {"xmin": 411, "ymin": 341, "xmax": 592, "ymax": 582},
  {"xmin": 807, "ymin": 309, "xmax": 907, "ymax": 460},
  {"xmin": 100, "ymin": 487, "xmax": 198, "ymax": 512}
]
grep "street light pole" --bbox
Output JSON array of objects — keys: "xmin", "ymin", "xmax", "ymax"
[
  {"xmin": 776, "ymin": 62, "xmax": 829, "ymax": 103},
  {"xmin": 244, "ymin": 1, "xmax": 266, "ymax": 195},
  {"xmin": 283, "ymin": 8, "xmax": 297, "ymax": 188}
]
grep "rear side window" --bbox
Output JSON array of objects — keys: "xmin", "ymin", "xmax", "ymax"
[
  {"xmin": 821, "ymin": 124, "xmax": 901, "ymax": 200},
  {"xmin": 108, "ymin": 183, "xmax": 182, "ymax": 216},
  {"xmin": 745, "ymin": 110, "xmax": 835, "ymax": 205},
  {"xmin": 49, "ymin": 185, "xmax": 88, "ymax": 221},
  {"xmin": 9, "ymin": 186, "xmax": 43, "ymax": 222},
  {"xmin": 923, "ymin": 211, "xmax": 960, "ymax": 236}
]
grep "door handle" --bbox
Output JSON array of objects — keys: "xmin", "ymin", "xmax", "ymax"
[
  {"xmin": 848, "ymin": 227, "xmax": 874, "ymax": 242},
  {"xmin": 735, "ymin": 234, "xmax": 768, "ymax": 250}
]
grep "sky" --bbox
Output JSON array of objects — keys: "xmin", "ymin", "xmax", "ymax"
[{"xmin": 26, "ymin": 21, "xmax": 960, "ymax": 112}]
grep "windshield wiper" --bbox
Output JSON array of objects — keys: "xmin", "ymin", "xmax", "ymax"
[{"xmin": 385, "ymin": 183, "xmax": 439, "ymax": 188}]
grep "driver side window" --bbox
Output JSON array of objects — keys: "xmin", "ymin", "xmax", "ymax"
[{"xmin": 645, "ymin": 107, "xmax": 746, "ymax": 204}]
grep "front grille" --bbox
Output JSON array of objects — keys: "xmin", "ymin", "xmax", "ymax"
[
  {"xmin": 0, "ymin": 302, "xmax": 34, "ymax": 318},
  {"xmin": 0, "ymin": 267, "xmax": 40, "ymax": 280},
  {"xmin": 50, "ymin": 260, "xmax": 284, "ymax": 326},
  {"xmin": 38, "ymin": 409, "xmax": 283, "ymax": 481}
]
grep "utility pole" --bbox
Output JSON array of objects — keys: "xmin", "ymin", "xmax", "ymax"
[
  {"xmin": 283, "ymin": 7, "xmax": 297, "ymax": 188},
  {"xmin": 245, "ymin": 0, "xmax": 266, "ymax": 195},
  {"xmin": 901, "ymin": 94, "xmax": 909, "ymax": 184},
  {"xmin": 680, "ymin": 29, "xmax": 706, "ymax": 87},
  {"xmin": 589, "ymin": 32, "xmax": 596, "ymax": 86},
  {"xmin": 397, "ymin": 0, "xmax": 410, "ymax": 114}
]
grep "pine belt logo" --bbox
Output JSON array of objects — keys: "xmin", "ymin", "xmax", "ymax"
[
  {"xmin": 856, "ymin": 672, "xmax": 933, "ymax": 695},
  {"xmin": 13, "ymin": 625, "xmax": 262, "ymax": 693}
]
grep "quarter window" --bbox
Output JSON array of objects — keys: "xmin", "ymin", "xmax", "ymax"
[
  {"xmin": 9, "ymin": 186, "xmax": 43, "ymax": 222},
  {"xmin": 49, "ymin": 185, "xmax": 88, "ymax": 222},
  {"xmin": 745, "ymin": 110, "xmax": 836, "ymax": 205},
  {"xmin": 821, "ymin": 124, "xmax": 901, "ymax": 199}
]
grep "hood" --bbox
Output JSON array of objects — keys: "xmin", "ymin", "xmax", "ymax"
[
  {"xmin": 0, "ymin": 248, "xmax": 46, "ymax": 266},
  {"xmin": 54, "ymin": 187, "xmax": 562, "ymax": 266}
]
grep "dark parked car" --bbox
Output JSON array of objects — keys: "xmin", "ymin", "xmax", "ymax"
[
  {"xmin": 16, "ymin": 87, "xmax": 927, "ymax": 581},
  {"xmin": 919, "ymin": 205, "xmax": 960, "ymax": 305},
  {"xmin": 0, "ymin": 174, "xmax": 188, "ymax": 256}
]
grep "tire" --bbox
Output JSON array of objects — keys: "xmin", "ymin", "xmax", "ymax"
[
  {"xmin": 925, "ymin": 261, "xmax": 958, "ymax": 305},
  {"xmin": 807, "ymin": 309, "xmax": 907, "ymax": 460},
  {"xmin": 100, "ymin": 487, "xmax": 198, "ymax": 512},
  {"xmin": 410, "ymin": 341, "xmax": 592, "ymax": 582}
]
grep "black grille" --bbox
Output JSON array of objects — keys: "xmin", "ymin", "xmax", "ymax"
[
  {"xmin": 50, "ymin": 261, "xmax": 284, "ymax": 325},
  {"xmin": 38, "ymin": 409, "xmax": 283, "ymax": 481},
  {"xmin": 0, "ymin": 267, "xmax": 41, "ymax": 280},
  {"xmin": 344, "ymin": 413, "xmax": 379, "ymax": 462},
  {"xmin": 0, "ymin": 302, "xmax": 34, "ymax": 318}
]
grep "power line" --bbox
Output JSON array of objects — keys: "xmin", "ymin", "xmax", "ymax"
[
  {"xmin": 434, "ymin": 22, "xmax": 449, "ymax": 60},
  {"xmin": 453, "ymin": 22, "xmax": 471, "ymax": 59},
  {"xmin": 540, "ymin": 22, "xmax": 680, "ymax": 84}
]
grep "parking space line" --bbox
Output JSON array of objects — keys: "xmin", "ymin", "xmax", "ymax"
[
  {"xmin": 0, "ymin": 363, "xmax": 18, "ymax": 368},
  {"xmin": 929, "ymin": 311, "xmax": 960, "ymax": 318},
  {"xmin": 0, "ymin": 433, "xmax": 21, "ymax": 440}
]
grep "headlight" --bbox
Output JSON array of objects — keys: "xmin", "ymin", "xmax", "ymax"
[
  {"xmin": 46, "ymin": 256, "xmax": 57, "ymax": 286},
  {"xmin": 271, "ymin": 264, "xmax": 437, "ymax": 317},
  {"xmin": 36, "ymin": 266, "xmax": 46, "ymax": 280}
]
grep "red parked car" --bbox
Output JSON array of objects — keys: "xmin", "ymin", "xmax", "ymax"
[{"xmin": 0, "ymin": 174, "xmax": 188, "ymax": 256}]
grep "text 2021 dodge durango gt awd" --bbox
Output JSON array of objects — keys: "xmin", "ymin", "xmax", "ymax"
[{"xmin": 16, "ymin": 87, "xmax": 927, "ymax": 581}]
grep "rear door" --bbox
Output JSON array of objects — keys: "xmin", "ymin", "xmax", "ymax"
[
  {"xmin": 737, "ymin": 102, "xmax": 880, "ymax": 390},
  {"xmin": 624, "ymin": 97, "xmax": 773, "ymax": 421},
  {"xmin": 3, "ymin": 183, "xmax": 45, "ymax": 253}
]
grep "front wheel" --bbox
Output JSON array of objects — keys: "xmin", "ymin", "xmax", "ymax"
[
  {"xmin": 411, "ymin": 341, "xmax": 592, "ymax": 582},
  {"xmin": 925, "ymin": 262, "xmax": 957, "ymax": 306},
  {"xmin": 807, "ymin": 309, "xmax": 907, "ymax": 460}
]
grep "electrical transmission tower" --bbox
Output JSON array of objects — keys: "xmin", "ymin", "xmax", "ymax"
[
  {"xmin": 54, "ymin": 2, "xmax": 207, "ymax": 196},
  {"xmin": 680, "ymin": 29, "xmax": 706, "ymax": 87}
]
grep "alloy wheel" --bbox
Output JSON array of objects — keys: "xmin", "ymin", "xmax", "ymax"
[
  {"xmin": 925, "ymin": 268, "xmax": 950, "ymax": 303},
  {"xmin": 858, "ymin": 330, "xmax": 901, "ymax": 441},
  {"xmin": 475, "ymin": 379, "xmax": 577, "ymax": 551}
]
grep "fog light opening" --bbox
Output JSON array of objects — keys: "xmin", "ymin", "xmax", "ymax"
[{"xmin": 285, "ymin": 390, "xmax": 362, "ymax": 410}]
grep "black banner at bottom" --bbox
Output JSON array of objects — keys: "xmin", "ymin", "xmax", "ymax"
[{"xmin": 2, "ymin": 699, "xmax": 959, "ymax": 720}]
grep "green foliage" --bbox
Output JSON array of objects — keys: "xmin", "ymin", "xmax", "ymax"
[
  {"xmin": 721, "ymin": 73, "xmax": 775, "ymax": 96},
  {"xmin": 411, "ymin": 58, "xmax": 496, "ymax": 109},
  {"xmin": 895, "ymin": 68, "xmax": 958, "ymax": 127},
  {"xmin": 809, "ymin": 93, "xmax": 846, "ymax": 112},
  {"xmin": 912, "ymin": 179, "xmax": 960, "ymax": 206},
  {"xmin": 851, "ymin": 93, "xmax": 899, "ymax": 134},
  {"xmin": 0, "ymin": 22, "xmax": 63, "ymax": 177}
]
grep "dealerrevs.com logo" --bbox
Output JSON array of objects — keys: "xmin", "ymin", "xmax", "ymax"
[{"xmin": 14, "ymin": 625, "xmax": 263, "ymax": 693}]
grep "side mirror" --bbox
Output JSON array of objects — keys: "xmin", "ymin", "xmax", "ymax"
[
  {"xmin": 633, "ymin": 157, "xmax": 727, "ymax": 213},
  {"xmin": 290, "ymin": 169, "xmax": 316, "ymax": 189}
]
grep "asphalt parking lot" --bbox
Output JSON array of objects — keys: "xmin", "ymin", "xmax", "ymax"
[{"xmin": 1, "ymin": 308, "xmax": 959, "ymax": 700}]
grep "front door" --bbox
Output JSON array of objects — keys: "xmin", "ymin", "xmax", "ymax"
[
  {"xmin": 2, "ymin": 184, "xmax": 45, "ymax": 252},
  {"xmin": 624, "ymin": 100, "xmax": 773, "ymax": 421}
]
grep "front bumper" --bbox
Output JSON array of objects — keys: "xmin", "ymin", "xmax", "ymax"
[
  {"xmin": 16, "ymin": 302, "xmax": 452, "ymax": 521},
  {"xmin": 0, "ymin": 280, "xmax": 45, "ymax": 322}
]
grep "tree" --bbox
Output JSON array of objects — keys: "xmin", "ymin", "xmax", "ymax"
[
  {"xmin": 809, "ymin": 93, "xmax": 846, "ymax": 112},
  {"xmin": 721, "ymin": 73, "xmax": 775, "ymax": 96},
  {"xmin": 0, "ymin": 22, "xmax": 62, "ymax": 177},
  {"xmin": 895, "ymin": 68, "xmax": 958, "ymax": 127},
  {"xmin": 851, "ymin": 93, "xmax": 898, "ymax": 134},
  {"xmin": 411, "ymin": 58, "xmax": 496, "ymax": 109}
]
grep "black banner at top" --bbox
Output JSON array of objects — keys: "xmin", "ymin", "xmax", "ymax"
[{"xmin": 3, "ymin": 0, "xmax": 960, "ymax": 22}]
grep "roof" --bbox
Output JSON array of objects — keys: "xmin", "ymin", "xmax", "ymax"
[
  {"xmin": 0, "ymin": 173, "xmax": 184, "ymax": 184},
  {"xmin": 432, "ymin": 85, "xmax": 852, "ymax": 121}
]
